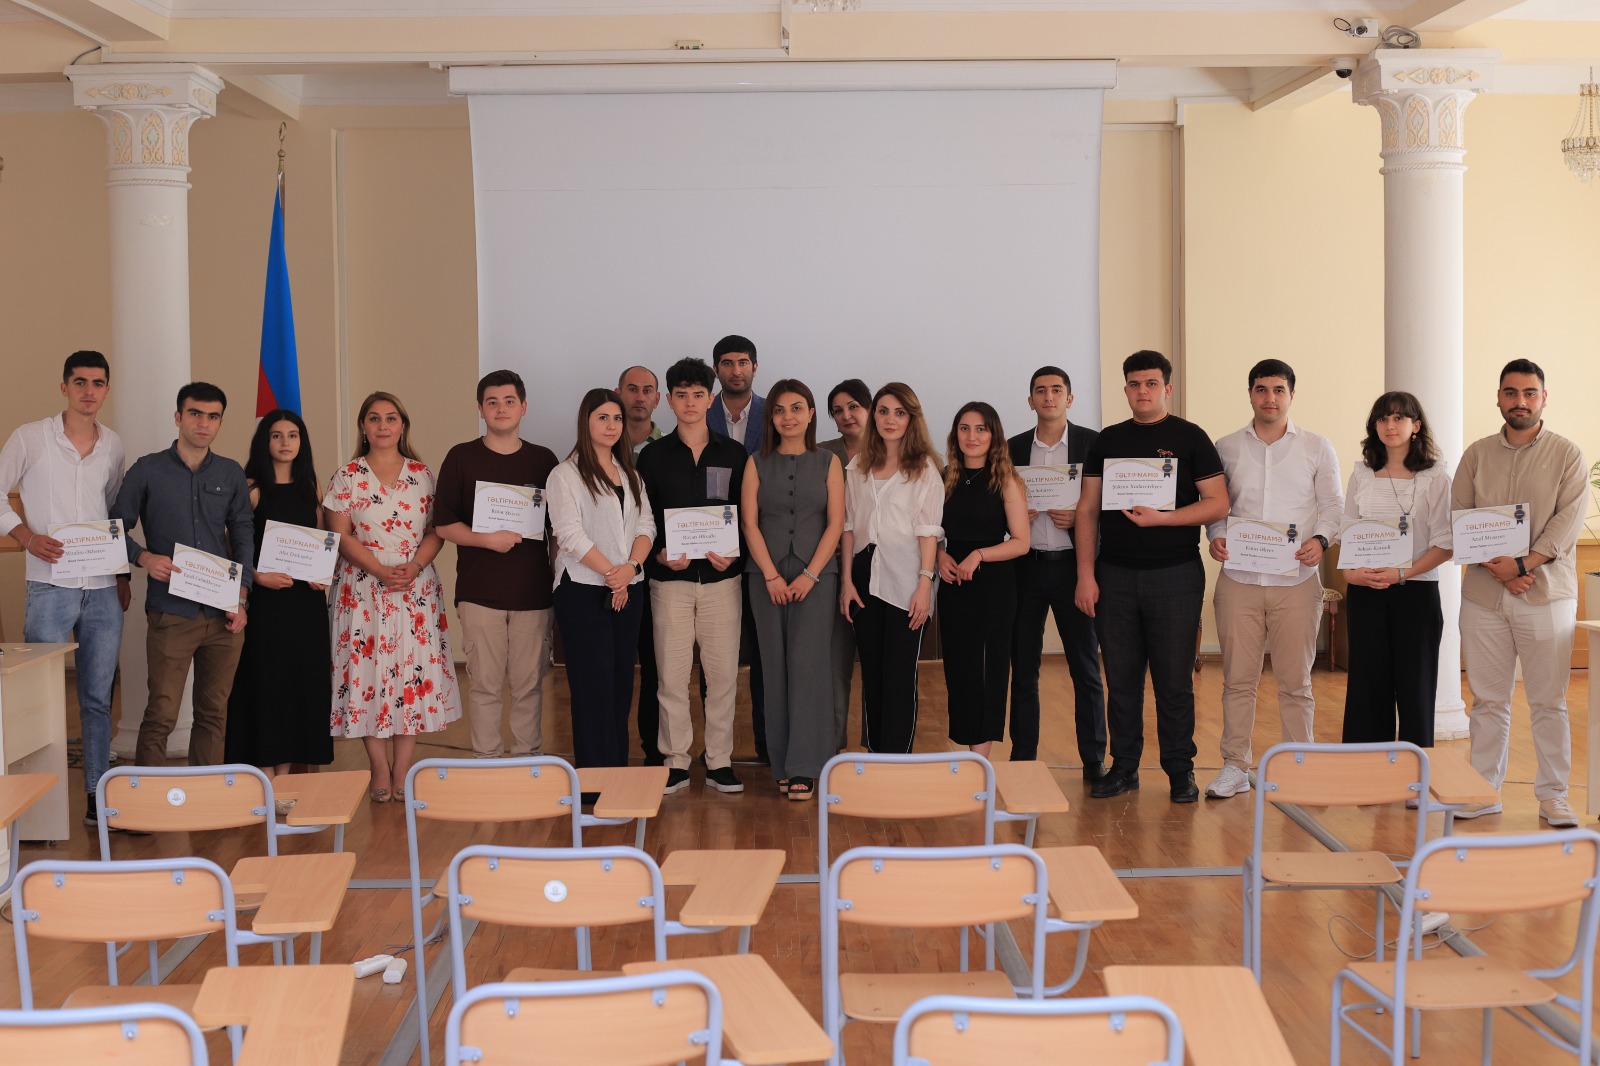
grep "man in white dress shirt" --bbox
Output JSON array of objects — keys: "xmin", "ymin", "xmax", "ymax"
[
  {"xmin": 1204, "ymin": 359, "xmax": 1343, "ymax": 798},
  {"xmin": 0, "ymin": 351, "xmax": 129, "ymax": 827}
]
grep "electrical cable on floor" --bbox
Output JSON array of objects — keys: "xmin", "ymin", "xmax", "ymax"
[{"xmin": 1328, "ymin": 911, "xmax": 1499, "ymax": 960}]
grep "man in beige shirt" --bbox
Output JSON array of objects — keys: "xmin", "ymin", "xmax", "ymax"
[{"xmin": 1451, "ymin": 359, "xmax": 1588, "ymax": 827}]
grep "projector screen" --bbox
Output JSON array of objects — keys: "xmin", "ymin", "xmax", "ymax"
[{"xmin": 466, "ymin": 76, "xmax": 1106, "ymax": 454}]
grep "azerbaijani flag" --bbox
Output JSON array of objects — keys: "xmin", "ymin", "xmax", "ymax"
[{"xmin": 256, "ymin": 185, "xmax": 301, "ymax": 416}]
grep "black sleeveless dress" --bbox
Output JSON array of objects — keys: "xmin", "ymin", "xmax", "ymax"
[
  {"xmin": 225, "ymin": 481, "xmax": 335, "ymax": 767},
  {"xmin": 939, "ymin": 468, "xmax": 1017, "ymax": 746}
]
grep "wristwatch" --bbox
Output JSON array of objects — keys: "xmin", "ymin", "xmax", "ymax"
[
  {"xmin": 1515, "ymin": 556, "xmax": 1529, "ymax": 577},
  {"xmin": 1310, "ymin": 534, "xmax": 1330, "ymax": 551},
  {"xmin": 918, "ymin": 568, "xmax": 936, "ymax": 580}
]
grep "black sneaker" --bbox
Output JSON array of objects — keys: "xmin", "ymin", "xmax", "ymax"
[
  {"xmin": 1090, "ymin": 765, "xmax": 1140, "ymax": 799},
  {"xmin": 1169, "ymin": 771, "xmax": 1200, "ymax": 804},
  {"xmin": 706, "ymin": 766, "xmax": 744, "ymax": 793},
  {"xmin": 663, "ymin": 768, "xmax": 691, "ymax": 795},
  {"xmin": 83, "ymin": 794, "xmax": 99, "ymax": 828}
]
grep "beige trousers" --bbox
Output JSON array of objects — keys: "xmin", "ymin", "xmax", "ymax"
[
  {"xmin": 1462, "ymin": 594, "xmax": 1575, "ymax": 800},
  {"xmin": 1213, "ymin": 571, "xmax": 1322, "ymax": 770},
  {"xmin": 457, "ymin": 602, "xmax": 552, "ymax": 758},
  {"xmin": 652, "ymin": 578, "xmax": 742, "ymax": 771}
]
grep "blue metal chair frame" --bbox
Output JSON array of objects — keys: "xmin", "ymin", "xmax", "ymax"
[
  {"xmin": 444, "ymin": 971, "xmax": 725, "ymax": 1066},
  {"xmin": 0, "ymin": 1001, "xmax": 209, "ymax": 1064},
  {"xmin": 1331, "ymin": 828, "xmax": 1600, "ymax": 1065},
  {"xmin": 821, "ymin": 842, "xmax": 1050, "ymax": 1066},
  {"xmin": 892, "ymin": 993, "xmax": 1184, "ymax": 1066},
  {"xmin": 1242, "ymin": 741, "xmax": 1431, "ymax": 982}
]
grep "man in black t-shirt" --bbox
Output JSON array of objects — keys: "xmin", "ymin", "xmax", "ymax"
[
  {"xmin": 1075, "ymin": 351, "xmax": 1229, "ymax": 803},
  {"xmin": 434, "ymin": 370, "xmax": 559, "ymax": 759}
]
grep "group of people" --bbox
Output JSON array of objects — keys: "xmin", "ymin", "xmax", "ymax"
[{"xmin": 0, "ymin": 343, "xmax": 1586, "ymax": 827}]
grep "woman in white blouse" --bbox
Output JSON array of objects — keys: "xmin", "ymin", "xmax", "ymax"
[
  {"xmin": 1340, "ymin": 391, "xmax": 1453, "ymax": 747},
  {"xmin": 840, "ymin": 382, "xmax": 944, "ymax": 753},
  {"xmin": 548, "ymin": 388, "xmax": 656, "ymax": 767}
]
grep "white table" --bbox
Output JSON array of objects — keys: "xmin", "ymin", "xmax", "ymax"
[
  {"xmin": 1579, "ymin": 620, "xmax": 1600, "ymax": 818},
  {"xmin": 0, "ymin": 643, "xmax": 75, "ymax": 843}
]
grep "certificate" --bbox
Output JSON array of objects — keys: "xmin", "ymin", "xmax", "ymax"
[
  {"xmin": 1018, "ymin": 465, "xmax": 1082, "ymax": 511},
  {"xmin": 1336, "ymin": 518, "xmax": 1410, "ymax": 569},
  {"xmin": 257, "ymin": 520, "xmax": 341, "ymax": 584},
  {"xmin": 471, "ymin": 481, "xmax": 546, "ymax": 540},
  {"xmin": 1451, "ymin": 504, "xmax": 1531, "ymax": 566},
  {"xmin": 663, "ymin": 505, "xmax": 740, "ymax": 561},
  {"xmin": 1101, "ymin": 457, "xmax": 1179, "ymax": 511},
  {"xmin": 47, "ymin": 519, "xmax": 130, "ymax": 580},
  {"xmin": 1224, "ymin": 518, "xmax": 1302, "ymax": 577},
  {"xmin": 168, "ymin": 543, "xmax": 244, "ymax": 612}
]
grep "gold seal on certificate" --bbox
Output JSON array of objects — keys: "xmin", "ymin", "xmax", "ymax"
[
  {"xmin": 257, "ymin": 520, "xmax": 341, "ymax": 584},
  {"xmin": 48, "ymin": 519, "xmax": 131, "ymax": 580},
  {"xmin": 1018, "ymin": 465, "xmax": 1082, "ymax": 511},
  {"xmin": 1337, "ymin": 518, "xmax": 1409, "ymax": 569},
  {"xmin": 471, "ymin": 481, "xmax": 546, "ymax": 540},
  {"xmin": 1224, "ymin": 518, "xmax": 1301, "ymax": 576},
  {"xmin": 664, "ymin": 504, "xmax": 740, "ymax": 560},
  {"xmin": 168, "ymin": 543, "xmax": 245, "ymax": 612},
  {"xmin": 1101, "ymin": 457, "xmax": 1179, "ymax": 511},
  {"xmin": 1451, "ymin": 503, "xmax": 1531, "ymax": 566}
]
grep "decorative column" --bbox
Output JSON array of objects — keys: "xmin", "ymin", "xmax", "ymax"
[
  {"xmin": 66, "ymin": 64, "xmax": 223, "ymax": 758},
  {"xmin": 1353, "ymin": 49, "xmax": 1498, "ymax": 740}
]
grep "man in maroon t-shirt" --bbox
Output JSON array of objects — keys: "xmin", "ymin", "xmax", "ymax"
[{"xmin": 434, "ymin": 370, "xmax": 559, "ymax": 758}]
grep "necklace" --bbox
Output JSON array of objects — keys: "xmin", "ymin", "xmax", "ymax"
[
  {"xmin": 1381, "ymin": 469, "xmax": 1416, "ymax": 536},
  {"xmin": 962, "ymin": 467, "xmax": 984, "ymax": 486}
]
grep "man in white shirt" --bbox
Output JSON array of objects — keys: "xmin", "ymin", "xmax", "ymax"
[
  {"xmin": 1203, "ymin": 359, "xmax": 1343, "ymax": 798},
  {"xmin": 705, "ymin": 335, "xmax": 767, "ymax": 762},
  {"xmin": 0, "ymin": 351, "xmax": 129, "ymax": 827}
]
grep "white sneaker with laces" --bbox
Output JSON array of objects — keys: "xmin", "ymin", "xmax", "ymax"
[
  {"xmin": 1205, "ymin": 765, "xmax": 1251, "ymax": 799},
  {"xmin": 1540, "ymin": 796, "xmax": 1579, "ymax": 828},
  {"xmin": 1453, "ymin": 801, "xmax": 1502, "ymax": 820}
]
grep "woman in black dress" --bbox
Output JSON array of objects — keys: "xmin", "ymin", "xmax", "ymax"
[
  {"xmin": 937, "ymin": 402, "xmax": 1031, "ymax": 757},
  {"xmin": 226, "ymin": 410, "xmax": 334, "ymax": 776}
]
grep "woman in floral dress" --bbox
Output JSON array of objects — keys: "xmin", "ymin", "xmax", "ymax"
[{"xmin": 324, "ymin": 391, "xmax": 461, "ymax": 802}]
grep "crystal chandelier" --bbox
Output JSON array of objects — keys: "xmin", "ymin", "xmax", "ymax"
[{"xmin": 1563, "ymin": 68, "xmax": 1600, "ymax": 184}]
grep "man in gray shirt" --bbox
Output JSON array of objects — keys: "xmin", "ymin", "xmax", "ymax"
[{"xmin": 113, "ymin": 382, "xmax": 253, "ymax": 767}]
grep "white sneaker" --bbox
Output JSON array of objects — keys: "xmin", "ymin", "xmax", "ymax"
[
  {"xmin": 1205, "ymin": 765, "xmax": 1251, "ymax": 799},
  {"xmin": 1540, "ymin": 797, "xmax": 1579, "ymax": 828},
  {"xmin": 1453, "ymin": 802, "xmax": 1502, "ymax": 820}
]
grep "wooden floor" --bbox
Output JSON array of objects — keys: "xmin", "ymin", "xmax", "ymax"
[{"xmin": 1, "ymin": 658, "xmax": 1591, "ymax": 1065}]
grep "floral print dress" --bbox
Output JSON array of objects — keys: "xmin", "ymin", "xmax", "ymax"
[{"xmin": 324, "ymin": 457, "xmax": 462, "ymax": 738}]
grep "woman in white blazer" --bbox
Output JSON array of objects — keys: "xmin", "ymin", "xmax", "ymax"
[{"xmin": 548, "ymin": 387, "xmax": 656, "ymax": 767}]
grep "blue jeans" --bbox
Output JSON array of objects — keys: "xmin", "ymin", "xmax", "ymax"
[{"xmin": 24, "ymin": 581, "xmax": 123, "ymax": 792}]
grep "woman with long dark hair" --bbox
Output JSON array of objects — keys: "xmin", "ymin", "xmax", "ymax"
[
  {"xmin": 839, "ymin": 382, "xmax": 943, "ymax": 753},
  {"xmin": 325, "ymin": 392, "xmax": 461, "ymax": 802},
  {"xmin": 743, "ymin": 379, "xmax": 844, "ymax": 799},
  {"xmin": 1341, "ymin": 391, "xmax": 1453, "ymax": 746},
  {"xmin": 936, "ymin": 402, "xmax": 1030, "ymax": 757},
  {"xmin": 548, "ymin": 388, "xmax": 655, "ymax": 768},
  {"xmin": 226, "ymin": 410, "xmax": 334, "ymax": 779}
]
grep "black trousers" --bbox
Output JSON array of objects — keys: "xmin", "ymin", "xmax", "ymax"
[
  {"xmin": 851, "ymin": 546, "xmax": 925, "ymax": 754},
  {"xmin": 635, "ymin": 592, "xmax": 662, "ymax": 763},
  {"xmin": 940, "ymin": 548, "xmax": 1015, "ymax": 746},
  {"xmin": 1094, "ymin": 557, "xmax": 1204, "ymax": 777},
  {"xmin": 742, "ymin": 578, "xmax": 766, "ymax": 754},
  {"xmin": 1342, "ymin": 581, "xmax": 1441, "ymax": 748},
  {"xmin": 1010, "ymin": 550, "xmax": 1106, "ymax": 763},
  {"xmin": 554, "ymin": 575, "xmax": 644, "ymax": 768}
]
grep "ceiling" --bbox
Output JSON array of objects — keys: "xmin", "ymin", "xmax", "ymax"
[{"xmin": 0, "ymin": 0, "xmax": 1595, "ymax": 115}]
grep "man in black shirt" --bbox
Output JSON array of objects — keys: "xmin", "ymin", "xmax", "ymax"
[
  {"xmin": 1075, "ymin": 351, "xmax": 1229, "ymax": 802},
  {"xmin": 636, "ymin": 358, "xmax": 748, "ymax": 796}
]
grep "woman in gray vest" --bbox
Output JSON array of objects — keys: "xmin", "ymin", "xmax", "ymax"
[{"xmin": 741, "ymin": 378, "xmax": 845, "ymax": 800}]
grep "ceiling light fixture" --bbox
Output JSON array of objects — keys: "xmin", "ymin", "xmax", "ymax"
[{"xmin": 1563, "ymin": 68, "xmax": 1600, "ymax": 185}]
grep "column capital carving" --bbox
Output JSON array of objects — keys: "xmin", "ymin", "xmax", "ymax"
[
  {"xmin": 1352, "ymin": 49, "xmax": 1499, "ymax": 173},
  {"xmin": 65, "ymin": 64, "xmax": 224, "ymax": 188}
]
